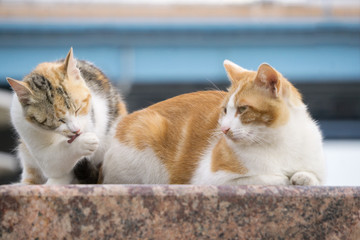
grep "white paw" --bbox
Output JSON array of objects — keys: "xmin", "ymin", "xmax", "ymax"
[
  {"xmin": 46, "ymin": 174, "xmax": 74, "ymax": 185},
  {"xmin": 75, "ymin": 132, "xmax": 99, "ymax": 157},
  {"xmin": 290, "ymin": 172, "xmax": 319, "ymax": 186}
]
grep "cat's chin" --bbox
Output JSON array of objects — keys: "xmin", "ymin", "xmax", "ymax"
[
  {"xmin": 224, "ymin": 135, "xmax": 246, "ymax": 145},
  {"xmin": 224, "ymin": 135, "xmax": 240, "ymax": 142},
  {"xmin": 223, "ymin": 131, "xmax": 249, "ymax": 143}
]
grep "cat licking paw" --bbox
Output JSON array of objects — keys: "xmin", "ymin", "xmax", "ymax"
[
  {"xmin": 290, "ymin": 171, "xmax": 319, "ymax": 186},
  {"xmin": 75, "ymin": 132, "xmax": 99, "ymax": 157},
  {"xmin": 7, "ymin": 48, "xmax": 127, "ymax": 185}
]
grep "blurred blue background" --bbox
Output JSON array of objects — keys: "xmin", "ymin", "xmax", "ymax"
[
  {"xmin": 1, "ymin": 22, "xmax": 359, "ymax": 84},
  {"xmin": 0, "ymin": 0, "xmax": 359, "ymax": 185}
]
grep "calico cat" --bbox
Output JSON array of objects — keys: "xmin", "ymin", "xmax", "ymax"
[
  {"xmin": 7, "ymin": 48, "xmax": 127, "ymax": 185},
  {"xmin": 102, "ymin": 60, "xmax": 325, "ymax": 185}
]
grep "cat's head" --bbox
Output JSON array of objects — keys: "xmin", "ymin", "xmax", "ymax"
[
  {"xmin": 220, "ymin": 60, "xmax": 303, "ymax": 145},
  {"xmin": 7, "ymin": 48, "xmax": 92, "ymax": 139}
]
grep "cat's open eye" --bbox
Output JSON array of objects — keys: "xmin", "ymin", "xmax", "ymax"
[
  {"xmin": 237, "ymin": 106, "xmax": 248, "ymax": 114},
  {"xmin": 223, "ymin": 107, "xmax": 227, "ymax": 114}
]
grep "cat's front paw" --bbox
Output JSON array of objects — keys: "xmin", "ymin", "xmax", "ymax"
[
  {"xmin": 75, "ymin": 132, "xmax": 99, "ymax": 157},
  {"xmin": 290, "ymin": 171, "xmax": 319, "ymax": 186},
  {"xmin": 46, "ymin": 174, "xmax": 74, "ymax": 185}
]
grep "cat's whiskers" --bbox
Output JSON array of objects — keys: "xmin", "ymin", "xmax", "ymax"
[
  {"xmin": 231, "ymin": 128, "xmax": 270, "ymax": 145},
  {"xmin": 205, "ymin": 78, "xmax": 226, "ymax": 97},
  {"xmin": 211, "ymin": 130, "xmax": 224, "ymax": 138}
]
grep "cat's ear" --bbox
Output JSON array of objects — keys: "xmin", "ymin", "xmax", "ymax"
[
  {"xmin": 63, "ymin": 47, "xmax": 81, "ymax": 80},
  {"xmin": 255, "ymin": 63, "xmax": 280, "ymax": 97},
  {"xmin": 223, "ymin": 60, "xmax": 248, "ymax": 83},
  {"xmin": 7, "ymin": 77, "xmax": 33, "ymax": 105}
]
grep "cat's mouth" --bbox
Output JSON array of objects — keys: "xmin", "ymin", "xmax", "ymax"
[
  {"xmin": 224, "ymin": 131, "xmax": 243, "ymax": 142},
  {"xmin": 224, "ymin": 130, "xmax": 237, "ymax": 141},
  {"xmin": 67, "ymin": 133, "xmax": 81, "ymax": 144}
]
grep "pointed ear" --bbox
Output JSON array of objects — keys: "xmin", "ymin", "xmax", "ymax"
[
  {"xmin": 255, "ymin": 63, "xmax": 280, "ymax": 97},
  {"xmin": 223, "ymin": 60, "xmax": 248, "ymax": 83},
  {"xmin": 7, "ymin": 77, "xmax": 33, "ymax": 105},
  {"xmin": 63, "ymin": 47, "xmax": 81, "ymax": 80}
]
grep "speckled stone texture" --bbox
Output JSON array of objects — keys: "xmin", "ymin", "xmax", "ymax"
[{"xmin": 0, "ymin": 185, "xmax": 359, "ymax": 239}]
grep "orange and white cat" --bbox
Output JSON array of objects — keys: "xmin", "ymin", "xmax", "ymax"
[{"xmin": 102, "ymin": 60, "xmax": 325, "ymax": 185}]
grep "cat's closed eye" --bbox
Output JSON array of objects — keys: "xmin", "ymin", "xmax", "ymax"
[
  {"xmin": 75, "ymin": 106, "xmax": 81, "ymax": 115},
  {"xmin": 59, "ymin": 118, "xmax": 66, "ymax": 123},
  {"xmin": 237, "ymin": 106, "xmax": 248, "ymax": 114}
]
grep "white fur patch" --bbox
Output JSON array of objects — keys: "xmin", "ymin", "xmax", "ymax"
[
  {"xmin": 219, "ymin": 90, "xmax": 239, "ymax": 132},
  {"xmin": 103, "ymin": 140, "xmax": 169, "ymax": 184}
]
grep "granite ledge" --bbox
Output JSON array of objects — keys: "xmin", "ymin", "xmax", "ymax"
[{"xmin": 0, "ymin": 185, "xmax": 359, "ymax": 239}]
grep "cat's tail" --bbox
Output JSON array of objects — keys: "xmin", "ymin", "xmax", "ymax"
[{"xmin": 73, "ymin": 158, "xmax": 100, "ymax": 184}]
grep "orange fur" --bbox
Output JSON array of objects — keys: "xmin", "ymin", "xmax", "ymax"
[
  {"xmin": 34, "ymin": 62, "xmax": 64, "ymax": 87},
  {"xmin": 234, "ymin": 84, "xmax": 289, "ymax": 127},
  {"xmin": 77, "ymin": 94, "xmax": 91, "ymax": 116},
  {"xmin": 224, "ymin": 63, "xmax": 302, "ymax": 128},
  {"xmin": 118, "ymin": 102, "xmax": 128, "ymax": 117},
  {"xmin": 22, "ymin": 167, "xmax": 44, "ymax": 184},
  {"xmin": 32, "ymin": 62, "xmax": 92, "ymax": 121},
  {"xmin": 95, "ymin": 71, "xmax": 111, "ymax": 89},
  {"xmin": 117, "ymin": 91, "xmax": 225, "ymax": 184},
  {"xmin": 64, "ymin": 80, "xmax": 91, "ymax": 115},
  {"xmin": 211, "ymin": 137, "xmax": 248, "ymax": 174}
]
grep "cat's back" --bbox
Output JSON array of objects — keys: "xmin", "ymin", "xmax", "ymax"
[
  {"xmin": 75, "ymin": 60, "xmax": 127, "ymax": 132},
  {"xmin": 115, "ymin": 90, "xmax": 225, "ymax": 183},
  {"xmin": 117, "ymin": 90, "xmax": 225, "ymax": 142},
  {"xmin": 149, "ymin": 90, "xmax": 224, "ymax": 119},
  {"xmin": 76, "ymin": 60, "xmax": 112, "ymax": 94}
]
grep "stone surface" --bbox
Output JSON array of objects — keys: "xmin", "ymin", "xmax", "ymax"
[{"xmin": 0, "ymin": 185, "xmax": 359, "ymax": 239}]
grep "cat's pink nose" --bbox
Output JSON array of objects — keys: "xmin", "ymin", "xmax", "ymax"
[
  {"xmin": 72, "ymin": 129, "xmax": 81, "ymax": 134},
  {"xmin": 221, "ymin": 126, "xmax": 230, "ymax": 135}
]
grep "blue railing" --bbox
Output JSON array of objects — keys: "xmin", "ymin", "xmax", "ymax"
[{"xmin": 0, "ymin": 20, "xmax": 359, "ymax": 84}]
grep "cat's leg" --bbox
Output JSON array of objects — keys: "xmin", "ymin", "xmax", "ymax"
[
  {"xmin": 290, "ymin": 171, "xmax": 320, "ymax": 186},
  {"xmin": 232, "ymin": 174, "xmax": 290, "ymax": 185},
  {"xmin": 34, "ymin": 132, "xmax": 99, "ymax": 184},
  {"xmin": 46, "ymin": 172, "xmax": 74, "ymax": 185},
  {"xmin": 17, "ymin": 142, "xmax": 46, "ymax": 184},
  {"xmin": 73, "ymin": 157, "xmax": 100, "ymax": 184}
]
